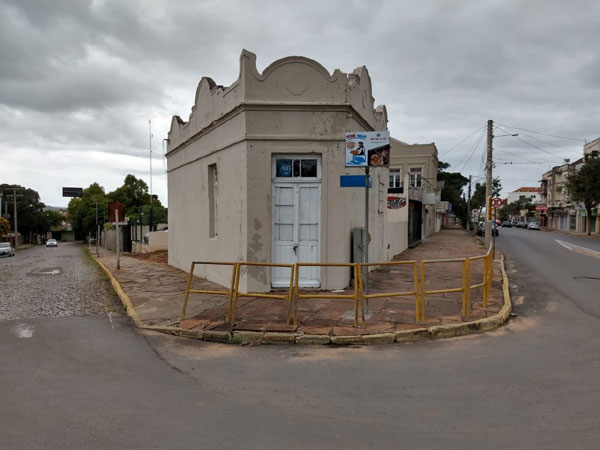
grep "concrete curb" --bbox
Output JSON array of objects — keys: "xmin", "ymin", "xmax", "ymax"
[{"xmin": 93, "ymin": 253, "xmax": 512, "ymax": 346}]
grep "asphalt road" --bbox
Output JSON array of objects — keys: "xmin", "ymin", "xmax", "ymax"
[{"xmin": 1, "ymin": 234, "xmax": 599, "ymax": 449}]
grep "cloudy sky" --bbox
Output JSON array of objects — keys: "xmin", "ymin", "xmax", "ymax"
[{"xmin": 1, "ymin": 0, "xmax": 598, "ymax": 208}]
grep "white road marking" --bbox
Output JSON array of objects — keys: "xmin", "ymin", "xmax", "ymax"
[
  {"xmin": 12, "ymin": 323, "xmax": 34, "ymax": 338},
  {"xmin": 555, "ymin": 240, "xmax": 600, "ymax": 259}
]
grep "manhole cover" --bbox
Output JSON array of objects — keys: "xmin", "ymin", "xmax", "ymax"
[{"xmin": 27, "ymin": 267, "xmax": 63, "ymax": 276}]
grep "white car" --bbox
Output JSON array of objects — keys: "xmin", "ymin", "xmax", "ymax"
[
  {"xmin": 0, "ymin": 242, "xmax": 15, "ymax": 257},
  {"xmin": 527, "ymin": 222, "xmax": 541, "ymax": 231},
  {"xmin": 46, "ymin": 239, "xmax": 58, "ymax": 247}
]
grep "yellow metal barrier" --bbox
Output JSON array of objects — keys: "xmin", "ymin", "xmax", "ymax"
[
  {"xmin": 464, "ymin": 246, "xmax": 493, "ymax": 314},
  {"xmin": 357, "ymin": 261, "xmax": 420, "ymax": 322},
  {"xmin": 229, "ymin": 262, "xmax": 295, "ymax": 324},
  {"xmin": 294, "ymin": 263, "xmax": 361, "ymax": 327},
  {"xmin": 181, "ymin": 261, "xmax": 238, "ymax": 321},
  {"xmin": 419, "ymin": 258, "xmax": 468, "ymax": 322}
]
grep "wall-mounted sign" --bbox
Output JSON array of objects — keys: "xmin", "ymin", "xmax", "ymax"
[
  {"xmin": 345, "ymin": 131, "xmax": 390, "ymax": 167},
  {"xmin": 387, "ymin": 196, "xmax": 407, "ymax": 209}
]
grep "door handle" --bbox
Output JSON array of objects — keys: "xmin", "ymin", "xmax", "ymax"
[{"xmin": 293, "ymin": 244, "xmax": 298, "ymax": 254}]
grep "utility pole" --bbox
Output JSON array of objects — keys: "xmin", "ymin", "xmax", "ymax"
[
  {"xmin": 467, "ymin": 175, "xmax": 472, "ymax": 231},
  {"xmin": 485, "ymin": 120, "xmax": 493, "ymax": 248}
]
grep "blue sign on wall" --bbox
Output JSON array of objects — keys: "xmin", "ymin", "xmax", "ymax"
[{"xmin": 340, "ymin": 175, "xmax": 371, "ymax": 188}]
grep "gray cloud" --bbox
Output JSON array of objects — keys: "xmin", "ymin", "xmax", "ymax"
[{"xmin": 1, "ymin": 0, "xmax": 599, "ymax": 206}]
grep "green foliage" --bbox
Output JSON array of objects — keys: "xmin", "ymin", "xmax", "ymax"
[
  {"xmin": 68, "ymin": 175, "xmax": 168, "ymax": 235},
  {"xmin": 67, "ymin": 183, "xmax": 108, "ymax": 236},
  {"xmin": 43, "ymin": 210, "xmax": 64, "ymax": 230},
  {"xmin": 437, "ymin": 161, "xmax": 469, "ymax": 226},
  {"xmin": 470, "ymin": 178, "xmax": 502, "ymax": 210},
  {"xmin": 0, "ymin": 184, "xmax": 48, "ymax": 240},
  {"xmin": 0, "ymin": 217, "xmax": 9, "ymax": 236},
  {"xmin": 566, "ymin": 155, "xmax": 600, "ymax": 235},
  {"xmin": 500, "ymin": 198, "xmax": 534, "ymax": 221}
]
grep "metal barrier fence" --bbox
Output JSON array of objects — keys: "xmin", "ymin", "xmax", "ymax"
[
  {"xmin": 418, "ymin": 246, "xmax": 494, "ymax": 322},
  {"xmin": 181, "ymin": 247, "xmax": 494, "ymax": 327},
  {"xmin": 229, "ymin": 262, "xmax": 295, "ymax": 324},
  {"xmin": 293, "ymin": 263, "xmax": 361, "ymax": 327},
  {"xmin": 357, "ymin": 261, "xmax": 420, "ymax": 322},
  {"xmin": 181, "ymin": 261, "xmax": 237, "ymax": 321}
]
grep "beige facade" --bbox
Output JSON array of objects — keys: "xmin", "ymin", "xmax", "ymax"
[
  {"xmin": 387, "ymin": 139, "xmax": 442, "ymax": 247},
  {"xmin": 166, "ymin": 50, "xmax": 401, "ymax": 291}
]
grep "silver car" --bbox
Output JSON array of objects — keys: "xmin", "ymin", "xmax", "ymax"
[{"xmin": 0, "ymin": 242, "xmax": 15, "ymax": 257}]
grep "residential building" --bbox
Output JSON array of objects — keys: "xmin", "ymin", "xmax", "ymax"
[
  {"xmin": 506, "ymin": 187, "xmax": 541, "ymax": 205},
  {"xmin": 387, "ymin": 139, "xmax": 445, "ymax": 248},
  {"xmin": 540, "ymin": 158, "xmax": 584, "ymax": 231}
]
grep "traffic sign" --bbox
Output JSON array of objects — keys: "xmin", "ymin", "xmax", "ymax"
[
  {"xmin": 491, "ymin": 197, "xmax": 502, "ymax": 208},
  {"xmin": 62, "ymin": 187, "xmax": 83, "ymax": 197}
]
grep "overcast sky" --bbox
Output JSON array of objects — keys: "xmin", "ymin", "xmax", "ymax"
[{"xmin": 1, "ymin": 0, "xmax": 598, "ymax": 208}]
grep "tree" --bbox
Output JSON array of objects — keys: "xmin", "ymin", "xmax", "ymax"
[
  {"xmin": 437, "ymin": 161, "xmax": 469, "ymax": 226},
  {"xmin": 107, "ymin": 175, "xmax": 167, "ymax": 228},
  {"xmin": 566, "ymin": 155, "xmax": 600, "ymax": 235},
  {"xmin": 499, "ymin": 198, "xmax": 534, "ymax": 222},
  {"xmin": 470, "ymin": 178, "xmax": 502, "ymax": 210},
  {"xmin": 0, "ymin": 184, "xmax": 47, "ymax": 242},
  {"xmin": 67, "ymin": 183, "xmax": 108, "ymax": 237},
  {"xmin": 0, "ymin": 217, "xmax": 9, "ymax": 236}
]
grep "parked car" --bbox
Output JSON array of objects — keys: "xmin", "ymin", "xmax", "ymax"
[
  {"xmin": 516, "ymin": 221, "xmax": 527, "ymax": 228},
  {"xmin": 527, "ymin": 222, "xmax": 541, "ymax": 230},
  {"xmin": 0, "ymin": 242, "xmax": 15, "ymax": 257},
  {"xmin": 476, "ymin": 222, "xmax": 499, "ymax": 237},
  {"xmin": 501, "ymin": 221, "xmax": 513, "ymax": 228},
  {"xmin": 46, "ymin": 239, "xmax": 58, "ymax": 247}
]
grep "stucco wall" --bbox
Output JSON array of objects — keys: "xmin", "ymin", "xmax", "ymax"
[
  {"xmin": 148, "ymin": 231, "xmax": 168, "ymax": 250},
  {"xmin": 168, "ymin": 142, "xmax": 247, "ymax": 288},
  {"xmin": 167, "ymin": 50, "xmax": 390, "ymax": 292}
]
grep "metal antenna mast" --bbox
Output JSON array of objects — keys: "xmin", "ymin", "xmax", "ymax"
[{"xmin": 149, "ymin": 120, "xmax": 153, "ymax": 202}]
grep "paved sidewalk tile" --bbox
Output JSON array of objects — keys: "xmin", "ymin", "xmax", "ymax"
[{"xmin": 96, "ymin": 228, "xmax": 505, "ymax": 337}]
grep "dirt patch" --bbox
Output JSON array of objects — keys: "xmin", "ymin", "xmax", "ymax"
[{"xmin": 129, "ymin": 250, "xmax": 168, "ymax": 264}]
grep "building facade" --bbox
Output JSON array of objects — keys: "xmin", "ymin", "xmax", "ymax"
[
  {"xmin": 166, "ymin": 50, "xmax": 402, "ymax": 291},
  {"xmin": 387, "ymin": 139, "xmax": 444, "ymax": 248}
]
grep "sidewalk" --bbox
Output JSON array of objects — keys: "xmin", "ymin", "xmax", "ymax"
[{"xmin": 95, "ymin": 228, "xmax": 508, "ymax": 344}]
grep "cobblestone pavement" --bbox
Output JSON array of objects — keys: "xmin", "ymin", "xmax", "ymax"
[{"xmin": 0, "ymin": 242, "xmax": 121, "ymax": 321}]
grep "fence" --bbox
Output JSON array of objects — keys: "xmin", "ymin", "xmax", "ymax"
[{"xmin": 180, "ymin": 246, "xmax": 494, "ymax": 327}]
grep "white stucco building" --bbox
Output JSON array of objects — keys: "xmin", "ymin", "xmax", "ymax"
[{"xmin": 166, "ymin": 50, "xmax": 403, "ymax": 292}]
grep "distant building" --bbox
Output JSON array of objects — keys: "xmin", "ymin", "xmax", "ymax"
[
  {"xmin": 507, "ymin": 187, "xmax": 541, "ymax": 205},
  {"xmin": 387, "ymin": 140, "xmax": 445, "ymax": 248}
]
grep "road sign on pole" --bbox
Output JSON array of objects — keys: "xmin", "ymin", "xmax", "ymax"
[{"xmin": 62, "ymin": 187, "xmax": 83, "ymax": 197}]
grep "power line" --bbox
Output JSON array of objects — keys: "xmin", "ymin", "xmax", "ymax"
[
  {"xmin": 439, "ymin": 125, "xmax": 485, "ymax": 157},
  {"xmin": 456, "ymin": 128, "xmax": 486, "ymax": 173},
  {"xmin": 496, "ymin": 125, "xmax": 568, "ymax": 160},
  {"xmin": 499, "ymin": 124, "xmax": 582, "ymax": 154},
  {"xmin": 497, "ymin": 123, "xmax": 585, "ymax": 142}
]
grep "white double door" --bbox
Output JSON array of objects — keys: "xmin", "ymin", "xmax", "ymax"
[{"xmin": 272, "ymin": 183, "xmax": 321, "ymax": 288}]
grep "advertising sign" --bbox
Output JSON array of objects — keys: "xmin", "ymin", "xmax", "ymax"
[{"xmin": 345, "ymin": 131, "xmax": 390, "ymax": 167}]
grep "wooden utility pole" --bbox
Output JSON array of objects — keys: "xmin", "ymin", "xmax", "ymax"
[{"xmin": 485, "ymin": 120, "xmax": 493, "ymax": 248}]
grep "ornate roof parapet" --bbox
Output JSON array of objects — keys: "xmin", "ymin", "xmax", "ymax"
[{"xmin": 168, "ymin": 50, "xmax": 388, "ymax": 151}]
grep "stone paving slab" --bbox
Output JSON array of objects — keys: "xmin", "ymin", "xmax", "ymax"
[{"xmin": 95, "ymin": 228, "xmax": 506, "ymax": 342}]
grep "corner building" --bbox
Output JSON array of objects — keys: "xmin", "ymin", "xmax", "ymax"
[{"xmin": 167, "ymin": 50, "xmax": 402, "ymax": 292}]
